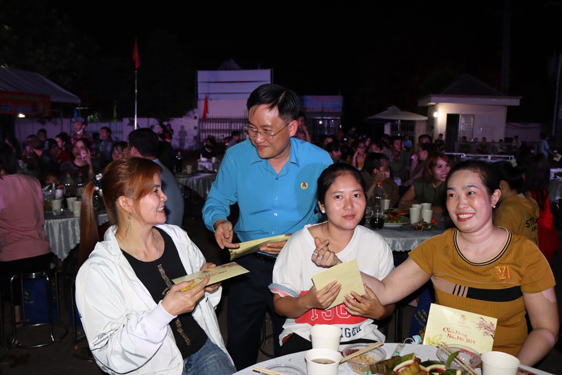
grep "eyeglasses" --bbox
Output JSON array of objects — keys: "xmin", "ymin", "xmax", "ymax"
[{"xmin": 243, "ymin": 122, "xmax": 290, "ymax": 140}]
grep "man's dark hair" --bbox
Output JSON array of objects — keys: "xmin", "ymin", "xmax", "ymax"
[
  {"xmin": 128, "ymin": 128, "xmax": 158, "ymax": 158},
  {"xmin": 101, "ymin": 126, "xmax": 112, "ymax": 135},
  {"xmin": 246, "ymin": 84, "xmax": 300, "ymax": 123},
  {"xmin": 390, "ymin": 135, "xmax": 403, "ymax": 144},
  {"xmin": 37, "ymin": 128, "xmax": 47, "ymax": 137},
  {"xmin": 232, "ymin": 130, "xmax": 240, "ymax": 137},
  {"xmin": 418, "ymin": 133, "xmax": 432, "ymax": 143}
]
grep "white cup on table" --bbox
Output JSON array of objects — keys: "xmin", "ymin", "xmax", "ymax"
[
  {"xmin": 421, "ymin": 202, "xmax": 432, "ymax": 211},
  {"xmin": 481, "ymin": 351, "xmax": 520, "ymax": 375},
  {"xmin": 411, "ymin": 203, "xmax": 422, "ymax": 210},
  {"xmin": 72, "ymin": 200, "xmax": 82, "ymax": 217},
  {"xmin": 382, "ymin": 198, "xmax": 391, "ymax": 211},
  {"xmin": 66, "ymin": 197, "xmax": 77, "ymax": 213},
  {"xmin": 186, "ymin": 165, "xmax": 192, "ymax": 174},
  {"xmin": 52, "ymin": 199, "xmax": 62, "ymax": 216},
  {"xmin": 421, "ymin": 209, "xmax": 433, "ymax": 223},
  {"xmin": 310, "ymin": 325, "xmax": 341, "ymax": 351},
  {"xmin": 410, "ymin": 207, "xmax": 421, "ymax": 223},
  {"xmin": 305, "ymin": 348, "xmax": 342, "ymax": 375}
]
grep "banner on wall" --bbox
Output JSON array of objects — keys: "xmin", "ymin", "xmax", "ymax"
[{"xmin": 0, "ymin": 90, "xmax": 51, "ymax": 116}]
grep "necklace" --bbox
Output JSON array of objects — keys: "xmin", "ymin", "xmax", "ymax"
[{"xmin": 118, "ymin": 229, "xmax": 161, "ymax": 261}]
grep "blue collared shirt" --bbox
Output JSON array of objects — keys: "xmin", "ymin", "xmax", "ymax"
[{"xmin": 203, "ymin": 138, "xmax": 333, "ymax": 243}]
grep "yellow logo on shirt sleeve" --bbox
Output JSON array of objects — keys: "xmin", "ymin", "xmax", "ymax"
[{"xmin": 301, "ymin": 182, "xmax": 308, "ymax": 190}]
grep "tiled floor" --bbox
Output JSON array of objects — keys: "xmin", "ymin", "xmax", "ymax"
[{"xmin": 2, "ymin": 214, "xmax": 562, "ymax": 375}]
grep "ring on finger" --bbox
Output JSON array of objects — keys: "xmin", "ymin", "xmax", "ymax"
[{"xmin": 317, "ymin": 255, "xmax": 323, "ymax": 260}]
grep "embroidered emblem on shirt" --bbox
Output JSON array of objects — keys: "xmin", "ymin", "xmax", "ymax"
[
  {"xmin": 300, "ymin": 182, "xmax": 308, "ymax": 190},
  {"xmin": 495, "ymin": 265, "xmax": 510, "ymax": 280}
]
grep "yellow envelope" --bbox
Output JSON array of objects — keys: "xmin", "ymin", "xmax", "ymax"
[
  {"xmin": 311, "ymin": 258, "xmax": 365, "ymax": 309},
  {"xmin": 172, "ymin": 262, "xmax": 249, "ymax": 290},
  {"xmin": 228, "ymin": 234, "xmax": 290, "ymax": 261},
  {"xmin": 423, "ymin": 303, "xmax": 497, "ymax": 353}
]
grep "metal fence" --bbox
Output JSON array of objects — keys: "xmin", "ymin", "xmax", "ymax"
[{"xmin": 199, "ymin": 117, "xmax": 248, "ymax": 144}]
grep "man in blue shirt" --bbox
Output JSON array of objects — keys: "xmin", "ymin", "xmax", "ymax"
[
  {"xmin": 128, "ymin": 128, "xmax": 184, "ymax": 226},
  {"xmin": 203, "ymin": 84, "xmax": 332, "ymax": 369}
]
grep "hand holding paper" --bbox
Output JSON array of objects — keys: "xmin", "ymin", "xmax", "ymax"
[
  {"xmin": 228, "ymin": 234, "xmax": 290, "ymax": 260},
  {"xmin": 311, "ymin": 259, "xmax": 365, "ymax": 309},
  {"xmin": 305, "ymin": 281, "xmax": 341, "ymax": 310}
]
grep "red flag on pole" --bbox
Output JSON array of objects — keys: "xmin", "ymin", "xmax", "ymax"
[
  {"xmin": 202, "ymin": 95, "xmax": 209, "ymax": 119},
  {"xmin": 132, "ymin": 39, "xmax": 141, "ymax": 70}
]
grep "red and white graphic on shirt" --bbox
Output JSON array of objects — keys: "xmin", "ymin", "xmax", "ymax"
[{"xmin": 294, "ymin": 291, "xmax": 366, "ymax": 326}]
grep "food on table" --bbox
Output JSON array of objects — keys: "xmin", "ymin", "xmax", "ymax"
[
  {"xmin": 343, "ymin": 344, "xmax": 386, "ymax": 374},
  {"xmin": 384, "ymin": 209, "xmax": 409, "ymax": 223}
]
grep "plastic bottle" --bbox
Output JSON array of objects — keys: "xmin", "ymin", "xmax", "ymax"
[
  {"xmin": 175, "ymin": 151, "xmax": 183, "ymax": 173},
  {"xmin": 62, "ymin": 171, "xmax": 77, "ymax": 198},
  {"xmin": 370, "ymin": 182, "xmax": 385, "ymax": 229},
  {"xmin": 76, "ymin": 171, "xmax": 86, "ymax": 197}
]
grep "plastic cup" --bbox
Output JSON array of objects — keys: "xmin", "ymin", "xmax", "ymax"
[
  {"xmin": 55, "ymin": 189, "xmax": 64, "ymax": 199},
  {"xmin": 52, "ymin": 199, "xmax": 62, "ymax": 216},
  {"xmin": 421, "ymin": 202, "xmax": 432, "ymax": 211},
  {"xmin": 305, "ymin": 348, "xmax": 342, "ymax": 375},
  {"xmin": 72, "ymin": 200, "xmax": 82, "ymax": 217},
  {"xmin": 421, "ymin": 209, "xmax": 433, "ymax": 223},
  {"xmin": 410, "ymin": 207, "xmax": 421, "ymax": 223},
  {"xmin": 310, "ymin": 325, "xmax": 341, "ymax": 350},
  {"xmin": 382, "ymin": 198, "xmax": 391, "ymax": 210},
  {"xmin": 186, "ymin": 165, "xmax": 193, "ymax": 174},
  {"xmin": 411, "ymin": 203, "xmax": 422, "ymax": 209},
  {"xmin": 212, "ymin": 156, "xmax": 216, "ymax": 163},
  {"xmin": 481, "ymin": 351, "xmax": 520, "ymax": 375},
  {"xmin": 66, "ymin": 197, "xmax": 77, "ymax": 212}
]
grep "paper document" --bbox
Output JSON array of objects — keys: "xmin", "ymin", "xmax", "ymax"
[
  {"xmin": 229, "ymin": 234, "xmax": 290, "ymax": 261},
  {"xmin": 423, "ymin": 303, "xmax": 497, "ymax": 353},
  {"xmin": 554, "ymin": 154, "xmax": 561, "ymax": 162},
  {"xmin": 311, "ymin": 258, "xmax": 365, "ymax": 309},
  {"xmin": 172, "ymin": 262, "xmax": 249, "ymax": 289}
]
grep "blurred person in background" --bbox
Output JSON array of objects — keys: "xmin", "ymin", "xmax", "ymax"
[
  {"xmin": 70, "ymin": 117, "xmax": 96, "ymax": 158},
  {"xmin": 399, "ymin": 151, "xmax": 451, "ymax": 215},
  {"xmin": 404, "ymin": 142, "xmax": 436, "ymax": 187},
  {"xmin": 521, "ymin": 155, "xmax": 559, "ymax": 261},
  {"xmin": 350, "ymin": 139, "xmax": 367, "ymax": 170},
  {"xmin": 54, "ymin": 133, "xmax": 72, "ymax": 164},
  {"xmin": 98, "ymin": 126, "xmax": 114, "ymax": 170},
  {"xmin": 362, "ymin": 152, "xmax": 399, "ymax": 207},
  {"xmin": 493, "ymin": 161, "xmax": 539, "ymax": 246},
  {"xmin": 111, "ymin": 141, "xmax": 129, "ymax": 162},
  {"xmin": 0, "ymin": 142, "xmax": 52, "ymax": 326},
  {"xmin": 60, "ymin": 138, "xmax": 98, "ymax": 180}
]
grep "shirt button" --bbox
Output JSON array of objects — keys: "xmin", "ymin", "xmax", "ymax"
[{"xmin": 274, "ymin": 213, "xmax": 278, "ymax": 216}]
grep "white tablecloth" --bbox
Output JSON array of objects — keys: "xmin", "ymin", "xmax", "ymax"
[
  {"xmin": 370, "ymin": 226, "xmax": 445, "ymax": 252},
  {"xmin": 197, "ymin": 160, "xmax": 220, "ymax": 172},
  {"xmin": 44, "ymin": 211, "xmax": 109, "ymax": 261},
  {"xmin": 175, "ymin": 173, "xmax": 216, "ymax": 199},
  {"xmin": 235, "ymin": 343, "xmax": 550, "ymax": 374}
]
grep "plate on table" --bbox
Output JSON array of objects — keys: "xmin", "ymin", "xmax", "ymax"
[
  {"xmin": 384, "ymin": 217, "xmax": 410, "ymax": 227},
  {"xmin": 266, "ymin": 364, "xmax": 305, "ymax": 375}
]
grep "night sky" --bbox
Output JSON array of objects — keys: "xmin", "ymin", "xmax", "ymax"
[{"xmin": 56, "ymin": 1, "xmax": 562, "ymax": 123}]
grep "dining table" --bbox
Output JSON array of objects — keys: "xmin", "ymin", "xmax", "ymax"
[
  {"xmin": 235, "ymin": 343, "xmax": 552, "ymax": 375},
  {"xmin": 44, "ymin": 210, "xmax": 109, "ymax": 261},
  {"xmin": 175, "ymin": 172, "xmax": 216, "ymax": 200}
]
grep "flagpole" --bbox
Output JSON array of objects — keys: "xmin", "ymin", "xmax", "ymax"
[
  {"xmin": 132, "ymin": 38, "xmax": 140, "ymax": 129},
  {"xmin": 134, "ymin": 69, "xmax": 138, "ymax": 129}
]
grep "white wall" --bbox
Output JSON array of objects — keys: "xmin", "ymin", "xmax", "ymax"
[{"xmin": 432, "ymin": 103, "xmax": 508, "ymax": 141}]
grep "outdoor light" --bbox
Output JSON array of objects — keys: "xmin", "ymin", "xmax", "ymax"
[
  {"xmin": 433, "ymin": 111, "xmax": 438, "ymax": 118},
  {"xmin": 17, "ymin": 113, "xmax": 25, "ymax": 118}
]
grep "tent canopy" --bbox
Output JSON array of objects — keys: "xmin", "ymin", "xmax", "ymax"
[
  {"xmin": 0, "ymin": 67, "xmax": 80, "ymax": 104},
  {"xmin": 366, "ymin": 105, "xmax": 427, "ymax": 122}
]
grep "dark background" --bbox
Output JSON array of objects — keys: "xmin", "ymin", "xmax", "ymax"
[{"xmin": 2, "ymin": 0, "xmax": 562, "ymax": 129}]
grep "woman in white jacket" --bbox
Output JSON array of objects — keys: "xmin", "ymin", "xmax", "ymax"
[{"xmin": 76, "ymin": 157, "xmax": 235, "ymax": 375}]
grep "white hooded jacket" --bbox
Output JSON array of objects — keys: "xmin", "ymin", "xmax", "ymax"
[{"xmin": 76, "ymin": 224, "xmax": 231, "ymax": 375}]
